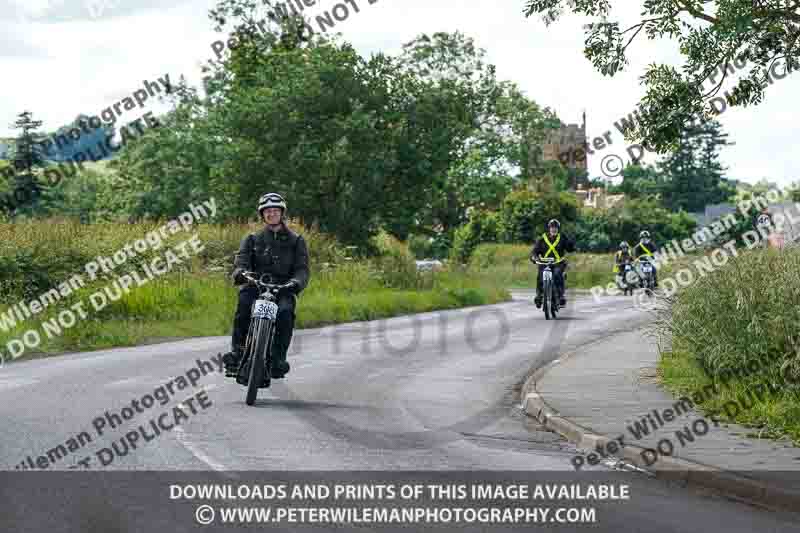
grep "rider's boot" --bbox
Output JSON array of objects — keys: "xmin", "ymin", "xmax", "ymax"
[
  {"xmin": 271, "ymin": 318, "xmax": 293, "ymax": 379},
  {"xmin": 271, "ymin": 360, "xmax": 290, "ymax": 379},
  {"xmin": 534, "ymin": 289, "xmax": 542, "ymax": 308},
  {"xmin": 223, "ymin": 348, "xmax": 243, "ymax": 377}
]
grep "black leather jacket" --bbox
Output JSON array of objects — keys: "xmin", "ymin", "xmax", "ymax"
[{"xmin": 231, "ymin": 224, "xmax": 310, "ymax": 292}]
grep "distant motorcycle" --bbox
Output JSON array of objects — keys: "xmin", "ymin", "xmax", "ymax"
[
  {"xmin": 636, "ymin": 257, "xmax": 655, "ymax": 296},
  {"xmin": 534, "ymin": 257, "xmax": 560, "ymax": 320},
  {"xmin": 231, "ymin": 272, "xmax": 283, "ymax": 406},
  {"xmin": 616, "ymin": 260, "xmax": 636, "ymax": 296}
]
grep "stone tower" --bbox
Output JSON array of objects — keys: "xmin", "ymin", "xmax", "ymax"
[{"xmin": 540, "ymin": 112, "xmax": 589, "ymax": 190}]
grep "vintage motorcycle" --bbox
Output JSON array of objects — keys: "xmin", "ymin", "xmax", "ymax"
[
  {"xmin": 616, "ymin": 259, "xmax": 637, "ymax": 296},
  {"xmin": 636, "ymin": 256, "xmax": 655, "ymax": 296},
  {"xmin": 229, "ymin": 272, "xmax": 283, "ymax": 406},
  {"xmin": 534, "ymin": 257, "xmax": 560, "ymax": 320}
]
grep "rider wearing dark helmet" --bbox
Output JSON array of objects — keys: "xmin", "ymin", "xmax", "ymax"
[
  {"xmin": 222, "ymin": 193, "xmax": 310, "ymax": 378},
  {"xmin": 530, "ymin": 219, "xmax": 576, "ymax": 308}
]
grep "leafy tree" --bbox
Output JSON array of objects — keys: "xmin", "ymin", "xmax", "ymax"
[
  {"xmin": 203, "ymin": 2, "xmax": 449, "ymax": 245},
  {"xmin": 493, "ymin": 82, "xmax": 562, "ymax": 188},
  {"xmin": 524, "ymin": 0, "xmax": 800, "ymax": 152},
  {"xmin": 396, "ymin": 32, "xmax": 504, "ymax": 236},
  {"xmin": 616, "ymin": 163, "xmax": 663, "ymax": 200},
  {"xmin": 35, "ymin": 165, "xmax": 120, "ymax": 222},
  {"xmin": 108, "ymin": 77, "xmax": 217, "ymax": 221},
  {"xmin": 658, "ymin": 119, "xmax": 734, "ymax": 212}
]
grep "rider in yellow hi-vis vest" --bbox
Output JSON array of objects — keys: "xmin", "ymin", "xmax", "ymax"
[
  {"xmin": 613, "ymin": 241, "xmax": 632, "ymax": 273},
  {"xmin": 530, "ymin": 219, "xmax": 576, "ymax": 308},
  {"xmin": 631, "ymin": 230, "xmax": 659, "ymax": 288}
]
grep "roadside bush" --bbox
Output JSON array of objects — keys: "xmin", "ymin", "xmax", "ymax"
[
  {"xmin": 450, "ymin": 210, "xmax": 500, "ymax": 264},
  {"xmin": 498, "ymin": 190, "xmax": 578, "ymax": 243},
  {"xmin": 408, "ymin": 232, "xmax": 451, "ymax": 259},
  {"xmin": 369, "ymin": 230, "xmax": 418, "ymax": 289},
  {"xmin": 573, "ymin": 199, "xmax": 696, "ymax": 252},
  {"xmin": 574, "ymin": 208, "xmax": 613, "ymax": 252}
]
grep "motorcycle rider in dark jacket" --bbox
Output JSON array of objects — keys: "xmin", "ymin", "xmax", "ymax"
[
  {"xmin": 631, "ymin": 230, "xmax": 658, "ymax": 288},
  {"xmin": 530, "ymin": 219, "xmax": 576, "ymax": 307},
  {"xmin": 222, "ymin": 193, "xmax": 310, "ymax": 378}
]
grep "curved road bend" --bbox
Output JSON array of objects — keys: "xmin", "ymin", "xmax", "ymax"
[{"xmin": 0, "ymin": 292, "xmax": 797, "ymax": 531}]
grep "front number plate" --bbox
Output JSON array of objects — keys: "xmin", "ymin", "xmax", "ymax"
[
  {"xmin": 542, "ymin": 270, "xmax": 553, "ymax": 281},
  {"xmin": 642, "ymin": 265, "xmax": 652, "ymax": 273},
  {"xmin": 253, "ymin": 299, "xmax": 278, "ymax": 320}
]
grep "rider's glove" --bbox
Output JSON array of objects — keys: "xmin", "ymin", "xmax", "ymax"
[
  {"xmin": 234, "ymin": 270, "xmax": 256, "ymax": 285},
  {"xmin": 275, "ymin": 281, "xmax": 299, "ymax": 297}
]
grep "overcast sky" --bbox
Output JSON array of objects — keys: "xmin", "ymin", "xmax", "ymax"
[{"xmin": 1, "ymin": 0, "xmax": 797, "ymax": 186}]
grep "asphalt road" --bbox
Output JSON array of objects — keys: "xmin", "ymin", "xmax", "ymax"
[{"xmin": 1, "ymin": 291, "xmax": 798, "ymax": 532}]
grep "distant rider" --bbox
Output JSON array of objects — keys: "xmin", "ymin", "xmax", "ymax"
[
  {"xmin": 613, "ymin": 241, "xmax": 632, "ymax": 287},
  {"xmin": 530, "ymin": 219, "xmax": 576, "ymax": 308},
  {"xmin": 632, "ymin": 230, "xmax": 658, "ymax": 288},
  {"xmin": 222, "ymin": 193, "xmax": 310, "ymax": 379}
]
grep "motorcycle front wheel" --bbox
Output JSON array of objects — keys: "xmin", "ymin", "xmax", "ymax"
[
  {"xmin": 246, "ymin": 318, "xmax": 273, "ymax": 406},
  {"xmin": 543, "ymin": 278, "xmax": 554, "ymax": 320}
]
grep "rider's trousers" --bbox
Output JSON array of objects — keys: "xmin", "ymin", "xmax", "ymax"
[{"xmin": 231, "ymin": 286, "xmax": 296, "ymax": 366}]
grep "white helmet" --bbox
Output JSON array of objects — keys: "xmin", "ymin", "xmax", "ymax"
[{"xmin": 258, "ymin": 192, "xmax": 287, "ymax": 217}]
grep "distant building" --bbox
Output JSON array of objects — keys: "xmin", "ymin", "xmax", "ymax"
[
  {"xmin": 575, "ymin": 185, "xmax": 624, "ymax": 210},
  {"xmin": 690, "ymin": 201, "xmax": 800, "ymax": 245},
  {"xmin": 0, "ymin": 141, "xmax": 10, "ymax": 160},
  {"xmin": 691, "ymin": 203, "xmax": 738, "ymax": 228},
  {"xmin": 540, "ymin": 112, "xmax": 590, "ymax": 190}
]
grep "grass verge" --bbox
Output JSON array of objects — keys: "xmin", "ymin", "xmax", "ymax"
[
  {"xmin": 465, "ymin": 243, "xmax": 695, "ymax": 290},
  {"xmin": 0, "ymin": 267, "xmax": 509, "ymax": 362},
  {"xmin": 655, "ymin": 247, "xmax": 800, "ymax": 445}
]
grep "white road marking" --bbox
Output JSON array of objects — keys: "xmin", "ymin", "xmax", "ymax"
[
  {"xmin": 174, "ymin": 426, "xmax": 233, "ymax": 475},
  {"xmin": 105, "ymin": 377, "xmax": 145, "ymax": 388},
  {"xmin": 173, "ymin": 384, "xmax": 238, "ymax": 477}
]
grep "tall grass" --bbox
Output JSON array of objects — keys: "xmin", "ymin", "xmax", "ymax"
[
  {"xmin": 0, "ymin": 224, "xmax": 510, "ymax": 360},
  {"xmin": 656, "ymin": 247, "xmax": 800, "ymax": 442},
  {"xmin": 0, "ymin": 218, "xmax": 345, "ymax": 301},
  {"xmin": 467, "ymin": 244, "xmax": 616, "ymax": 289}
]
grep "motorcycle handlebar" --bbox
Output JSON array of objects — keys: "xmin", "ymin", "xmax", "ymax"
[{"xmin": 242, "ymin": 272, "xmax": 281, "ymax": 290}]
